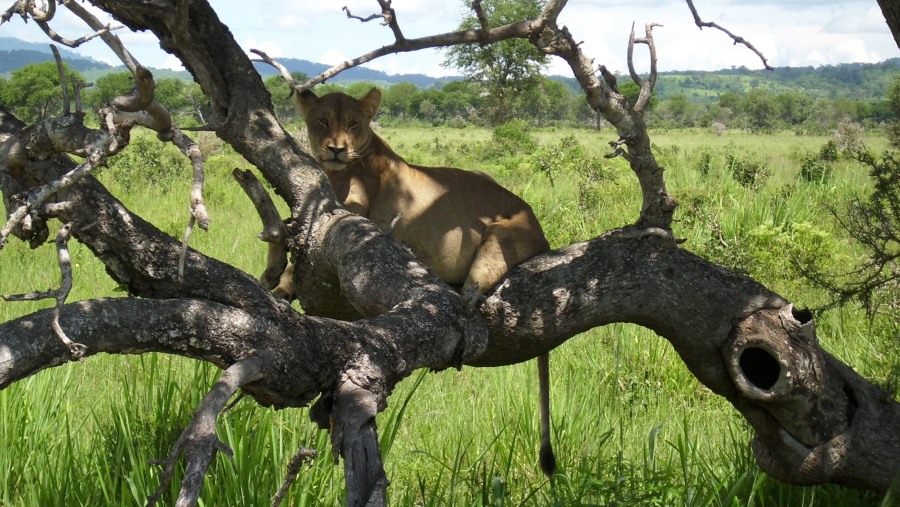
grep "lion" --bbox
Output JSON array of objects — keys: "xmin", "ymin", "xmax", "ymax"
[{"xmin": 280, "ymin": 87, "xmax": 556, "ymax": 476}]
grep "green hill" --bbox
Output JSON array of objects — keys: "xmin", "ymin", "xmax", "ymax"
[
  {"xmin": 648, "ymin": 59, "xmax": 900, "ymax": 102},
  {"xmin": 2, "ymin": 34, "xmax": 897, "ymax": 105}
]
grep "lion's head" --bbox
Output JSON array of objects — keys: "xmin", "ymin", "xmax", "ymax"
[{"xmin": 295, "ymin": 87, "xmax": 382, "ymax": 172}]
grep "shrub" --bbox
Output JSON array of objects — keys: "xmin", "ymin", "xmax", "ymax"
[
  {"xmin": 726, "ymin": 153, "xmax": 769, "ymax": 189},
  {"xmin": 798, "ymin": 140, "xmax": 839, "ymax": 184},
  {"xmin": 491, "ymin": 119, "xmax": 537, "ymax": 159},
  {"xmin": 819, "ymin": 140, "xmax": 839, "ymax": 162},
  {"xmin": 799, "ymin": 155, "xmax": 833, "ymax": 184},
  {"xmin": 695, "ymin": 151, "xmax": 714, "ymax": 176},
  {"xmin": 532, "ymin": 135, "xmax": 608, "ymax": 188},
  {"xmin": 833, "ymin": 118, "xmax": 865, "ymax": 153},
  {"xmin": 106, "ymin": 135, "xmax": 186, "ymax": 192}
]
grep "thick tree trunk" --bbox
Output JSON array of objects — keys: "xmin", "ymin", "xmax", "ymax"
[{"xmin": 877, "ymin": 0, "xmax": 900, "ymax": 48}]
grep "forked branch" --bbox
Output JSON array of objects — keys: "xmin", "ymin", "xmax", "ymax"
[
  {"xmin": 147, "ymin": 357, "xmax": 265, "ymax": 507},
  {"xmin": 627, "ymin": 22, "xmax": 662, "ymax": 114}
]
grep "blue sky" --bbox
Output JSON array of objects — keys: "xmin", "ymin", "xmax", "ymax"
[{"xmin": 2, "ymin": 0, "xmax": 897, "ymax": 77}]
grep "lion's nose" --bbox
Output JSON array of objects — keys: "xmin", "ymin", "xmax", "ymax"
[{"xmin": 327, "ymin": 145, "xmax": 347, "ymax": 158}]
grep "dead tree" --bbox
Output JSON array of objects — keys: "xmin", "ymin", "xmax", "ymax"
[{"xmin": 0, "ymin": 1, "xmax": 897, "ymax": 506}]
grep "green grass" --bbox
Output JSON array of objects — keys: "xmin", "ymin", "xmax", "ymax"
[{"xmin": 0, "ymin": 127, "xmax": 895, "ymax": 506}]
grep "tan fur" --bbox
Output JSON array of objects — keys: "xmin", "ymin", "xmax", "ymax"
[
  {"xmin": 295, "ymin": 87, "xmax": 550, "ymax": 292},
  {"xmin": 285, "ymin": 87, "xmax": 556, "ymax": 475}
]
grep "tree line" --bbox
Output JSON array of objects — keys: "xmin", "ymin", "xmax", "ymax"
[{"xmin": 0, "ymin": 60, "xmax": 896, "ymax": 134}]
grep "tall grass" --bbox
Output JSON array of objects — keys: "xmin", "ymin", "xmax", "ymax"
[{"xmin": 0, "ymin": 127, "xmax": 893, "ymax": 505}]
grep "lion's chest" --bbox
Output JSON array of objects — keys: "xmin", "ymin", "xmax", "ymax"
[{"xmin": 366, "ymin": 167, "xmax": 489, "ymax": 285}]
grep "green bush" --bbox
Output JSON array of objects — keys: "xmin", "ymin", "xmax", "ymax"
[
  {"xmin": 106, "ymin": 135, "xmax": 187, "ymax": 192},
  {"xmin": 799, "ymin": 154, "xmax": 833, "ymax": 183},
  {"xmin": 490, "ymin": 119, "xmax": 537, "ymax": 159},
  {"xmin": 726, "ymin": 152, "xmax": 769, "ymax": 189}
]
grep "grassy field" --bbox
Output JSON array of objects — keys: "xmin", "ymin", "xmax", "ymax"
[{"xmin": 0, "ymin": 125, "xmax": 895, "ymax": 506}]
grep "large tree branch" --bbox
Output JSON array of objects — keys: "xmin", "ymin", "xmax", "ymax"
[{"xmin": 476, "ymin": 233, "xmax": 899, "ymax": 490}]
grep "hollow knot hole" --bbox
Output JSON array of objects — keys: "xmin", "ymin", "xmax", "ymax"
[
  {"xmin": 739, "ymin": 346, "xmax": 781, "ymax": 391},
  {"xmin": 792, "ymin": 306, "xmax": 813, "ymax": 324}
]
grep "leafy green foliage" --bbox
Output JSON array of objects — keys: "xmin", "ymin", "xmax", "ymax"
[
  {"xmin": 490, "ymin": 119, "xmax": 537, "ymax": 158},
  {"xmin": 106, "ymin": 134, "xmax": 187, "ymax": 192},
  {"xmin": 726, "ymin": 152, "xmax": 769, "ymax": 189},
  {"xmin": 0, "ymin": 61, "xmax": 84, "ymax": 122},
  {"xmin": 532, "ymin": 135, "xmax": 608, "ymax": 189},
  {"xmin": 85, "ymin": 71, "xmax": 134, "ymax": 109},
  {"xmin": 888, "ymin": 76, "xmax": 900, "ymax": 147},
  {"xmin": 798, "ymin": 141, "xmax": 839, "ymax": 184},
  {"xmin": 442, "ymin": 0, "xmax": 549, "ymax": 124}
]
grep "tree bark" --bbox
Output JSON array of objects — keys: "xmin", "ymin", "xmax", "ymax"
[{"xmin": 876, "ymin": 0, "xmax": 900, "ymax": 48}]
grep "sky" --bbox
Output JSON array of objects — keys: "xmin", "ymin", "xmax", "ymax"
[{"xmin": 1, "ymin": 0, "xmax": 897, "ymax": 78}]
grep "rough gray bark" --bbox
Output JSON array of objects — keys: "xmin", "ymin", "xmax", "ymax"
[
  {"xmin": 876, "ymin": 0, "xmax": 900, "ymax": 48},
  {"xmin": 1, "ymin": 0, "xmax": 898, "ymax": 505}
]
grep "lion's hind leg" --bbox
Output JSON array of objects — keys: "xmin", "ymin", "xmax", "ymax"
[
  {"xmin": 462, "ymin": 211, "xmax": 548, "ymax": 295},
  {"xmin": 463, "ymin": 212, "xmax": 556, "ymax": 476}
]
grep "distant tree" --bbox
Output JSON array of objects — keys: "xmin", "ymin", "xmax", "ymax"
[
  {"xmin": 265, "ymin": 71, "xmax": 307, "ymax": 121},
  {"xmin": 741, "ymin": 88, "xmax": 782, "ymax": 132},
  {"xmin": 0, "ymin": 61, "xmax": 83, "ymax": 122},
  {"xmin": 343, "ymin": 82, "xmax": 380, "ymax": 101},
  {"xmin": 442, "ymin": 0, "xmax": 548, "ymax": 124},
  {"xmin": 718, "ymin": 90, "xmax": 742, "ymax": 111},
  {"xmin": 517, "ymin": 77, "xmax": 570, "ymax": 126},
  {"xmin": 775, "ymin": 91, "xmax": 813, "ymax": 126},
  {"xmin": 888, "ymin": 76, "xmax": 900, "ymax": 145},
  {"xmin": 85, "ymin": 71, "xmax": 134, "ymax": 110},
  {"xmin": 381, "ymin": 82, "xmax": 420, "ymax": 120},
  {"xmin": 440, "ymin": 80, "xmax": 484, "ymax": 124},
  {"xmin": 655, "ymin": 94, "xmax": 699, "ymax": 128}
]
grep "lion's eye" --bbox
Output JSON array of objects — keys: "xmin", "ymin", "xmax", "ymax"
[
  {"xmin": 317, "ymin": 118, "xmax": 328, "ymax": 127},
  {"xmin": 348, "ymin": 120, "xmax": 359, "ymax": 129}
]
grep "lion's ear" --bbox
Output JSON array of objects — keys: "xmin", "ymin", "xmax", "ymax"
[
  {"xmin": 359, "ymin": 87, "xmax": 382, "ymax": 118},
  {"xmin": 295, "ymin": 89, "xmax": 319, "ymax": 116}
]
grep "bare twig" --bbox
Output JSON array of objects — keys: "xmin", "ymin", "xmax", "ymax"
[
  {"xmin": 472, "ymin": 0, "xmax": 490, "ymax": 39},
  {"xmin": 36, "ymin": 18, "xmax": 119, "ymax": 48},
  {"xmin": 685, "ymin": 0, "xmax": 773, "ymax": 70},
  {"xmin": 2, "ymin": 223, "xmax": 86, "ymax": 358},
  {"xmin": 0, "ymin": 1, "xmax": 27, "ymax": 26},
  {"xmin": 270, "ymin": 15, "xmax": 538, "ymax": 91},
  {"xmin": 71, "ymin": 74, "xmax": 89, "ymax": 115},
  {"xmin": 61, "ymin": 0, "xmax": 139, "ymax": 72},
  {"xmin": 250, "ymin": 49, "xmax": 301, "ymax": 93},
  {"xmin": 271, "ymin": 446, "xmax": 318, "ymax": 507},
  {"xmin": 342, "ymin": 5, "xmax": 385, "ymax": 24},
  {"xmin": 147, "ymin": 357, "xmax": 265, "ymax": 507},
  {"xmin": 50, "ymin": 45, "xmax": 70, "ymax": 116},
  {"xmin": 628, "ymin": 22, "xmax": 662, "ymax": 113}
]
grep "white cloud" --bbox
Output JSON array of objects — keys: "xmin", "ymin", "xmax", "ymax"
[
  {"xmin": 831, "ymin": 38, "xmax": 883, "ymax": 63},
  {"xmin": 319, "ymin": 48, "xmax": 348, "ymax": 65},
  {"xmin": 244, "ymin": 38, "xmax": 284, "ymax": 59},
  {"xmin": 163, "ymin": 54, "xmax": 186, "ymax": 72}
]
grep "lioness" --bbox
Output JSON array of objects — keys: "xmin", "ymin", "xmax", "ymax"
[{"xmin": 292, "ymin": 87, "xmax": 555, "ymax": 476}]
